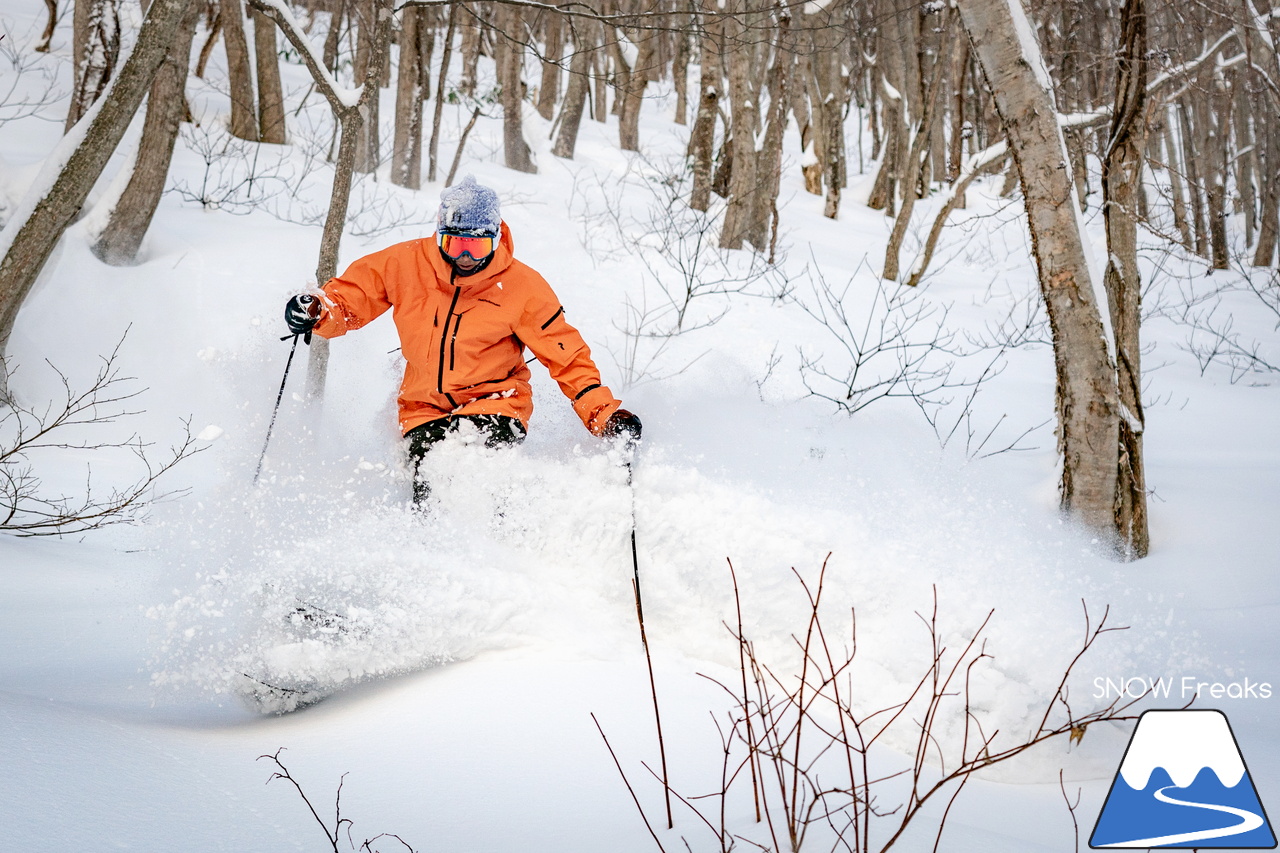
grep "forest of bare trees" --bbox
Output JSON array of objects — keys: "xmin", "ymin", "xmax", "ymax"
[{"xmin": 1, "ymin": 0, "xmax": 1277, "ymax": 553}]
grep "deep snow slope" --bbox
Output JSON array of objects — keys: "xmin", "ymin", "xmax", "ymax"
[{"xmin": 2, "ymin": 2, "xmax": 1279, "ymax": 851}]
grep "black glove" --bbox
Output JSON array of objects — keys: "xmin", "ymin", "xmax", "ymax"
[
  {"xmin": 285, "ymin": 293, "xmax": 322, "ymax": 341},
  {"xmin": 604, "ymin": 408, "xmax": 642, "ymax": 443}
]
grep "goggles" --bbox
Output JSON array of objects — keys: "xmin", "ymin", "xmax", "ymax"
[{"xmin": 438, "ymin": 231, "xmax": 497, "ymax": 260}]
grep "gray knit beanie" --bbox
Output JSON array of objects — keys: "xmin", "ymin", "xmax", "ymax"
[{"xmin": 437, "ymin": 175, "xmax": 501, "ymax": 236}]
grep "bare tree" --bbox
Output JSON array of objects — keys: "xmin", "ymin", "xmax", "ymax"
[
  {"xmin": 426, "ymin": 2, "xmax": 457, "ymax": 181},
  {"xmin": 612, "ymin": 21, "xmax": 658, "ymax": 152},
  {"xmin": 551, "ymin": 19, "xmax": 594, "ymax": 159},
  {"xmin": 258, "ymin": 749, "xmax": 420, "ymax": 848},
  {"xmin": 882, "ymin": 3, "xmax": 953, "ymax": 282},
  {"xmin": 0, "ymin": 0, "xmax": 195, "ymax": 374},
  {"xmin": 956, "ymin": 0, "xmax": 1142, "ymax": 555},
  {"xmin": 1100, "ymin": 0, "xmax": 1150, "ymax": 557},
  {"xmin": 247, "ymin": 0, "xmax": 392, "ymax": 399},
  {"xmin": 91, "ymin": 0, "xmax": 203, "ymax": 265},
  {"xmin": 2, "ymin": 342, "xmax": 200, "ymax": 536},
  {"xmin": 603, "ymin": 560, "xmax": 1146, "ymax": 853}
]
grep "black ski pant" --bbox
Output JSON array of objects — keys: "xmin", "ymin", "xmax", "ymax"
[{"xmin": 404, "ymin": 414, "xmax": 526, "ymax": 503}]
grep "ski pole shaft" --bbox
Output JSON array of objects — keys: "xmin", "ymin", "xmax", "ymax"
[
  {"xmin": 253, "ymin": 334, "xmax": 301, "ymax": 485},
  {"xmin": 627, "ymin": 458, "xmax": 673, "ymax": 830}
]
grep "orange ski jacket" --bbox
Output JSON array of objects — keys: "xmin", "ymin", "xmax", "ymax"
[{"xmin": 312, "ymin": 223, "xmax": 622, "ymax": 436}]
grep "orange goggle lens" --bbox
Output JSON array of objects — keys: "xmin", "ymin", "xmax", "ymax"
[{"xmin": 438, "ymin": 232, "xmax": 496, "ymax": 260}]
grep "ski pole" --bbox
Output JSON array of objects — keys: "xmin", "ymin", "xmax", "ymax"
[
  {"xmin": 626, "ymin": 451, "xmax": 673, "ymax": 830},
  {"xmin": 253, "ymin": 333, "xmax": 302, "ymax": 485}
]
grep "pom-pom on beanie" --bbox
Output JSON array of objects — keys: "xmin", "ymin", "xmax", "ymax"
[{"xmin": 437, "ymin": 175, "xmax": 501, "ymax": 236}]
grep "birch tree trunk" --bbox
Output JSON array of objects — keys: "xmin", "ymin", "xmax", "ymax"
[
  {"xmin": 1256, "ymin": 117, "xmax": 1279, "ymax": 266},
  {"xmin": 671, "ymin": 12, "xmax": 689, "ymax": 125},
  {"xmin": 1204, "ymin": 74, "xmax": 1230, "ymax": 270},
  {"xmin": 718, "ymin": 0, "xmax": 759, "ymax": 249},
  {"xmin": 687, "ymin": 3, "xmax": 721, "ymax": 211},
  {"xmin": 807, "ymin": 5, "xmax": 845, "ymax": 219},
  {"xmin": 747, "ymin": 16, "xmax": 792, "ymax": 253},
  {"xmin": 1100, "ymin": 0, "xmax": 1150, "ymax": 558},
  {"xmin": 91, "ymin": 0, "xmax": 202, "ymax": 265},
  {"xmin": 0, "ymin": 0, "xmax": 194, "ymax": 363},
  {"xmin": 956, "ymin": 0, "xmax": 1127, "ymax": 549},
  {"xmin": 1179, "ymin": 99, "xmax": 1209, "ymax": 258},
  {"xmin": 1158, "ymin": 112, "xmax": 1194, "ymax": 250},
  {"xmin": 883, "ymin": 9, "xmax": 952, "ymax": 281}
]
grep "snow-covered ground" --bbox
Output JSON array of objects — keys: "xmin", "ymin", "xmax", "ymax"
[{"xmin": 2, "ymin": 4, "xmax": 1279, "ymax": 850}]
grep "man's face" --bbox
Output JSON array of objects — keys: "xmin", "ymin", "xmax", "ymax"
[{"xmin": 453, "ymin": 253, "xmax": 482, "ymax": 272}]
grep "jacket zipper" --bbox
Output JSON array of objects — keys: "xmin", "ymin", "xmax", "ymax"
[
  {"xmin": 437, "ymin": 283, "xmax": 462, "ymax": 396},
  {"xmin": 449, "ymin": 313, "xmax": 463, "ymax": 371}
]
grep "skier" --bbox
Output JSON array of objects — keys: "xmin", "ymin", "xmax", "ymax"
[{"xmin": 283, "ymin": 176, "xmax": 641, "ymax": 502}]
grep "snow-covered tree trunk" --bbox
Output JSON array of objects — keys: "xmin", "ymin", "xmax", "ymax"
[
  {"xmin": 788, "ymin": 56, "xmax": 822, "ymax": 195},
  {"xmin": 1101, "ymin": 0, "xmax": 1150, "ymax": 558},
  {"xmin": 687, "ymin": 3, "xmax": 721, "ymax": 212},
  {"xmin": 91, "ymin": 0, "xmax": 202, "ymax": 265},
  {"xmin": 66, "ymin": 0, "xmax": 121, "ymax": 132},
  {"xmin": 391, "ymin": 5, "xmax": 427, "ymax": 189},
  {"xmin": 806, "ymin": 6, "xmax": 845, "ymax": 219},
  {"xmin": 717, "ymin": 0, "xmax": 760, "ymax": 250},
  {"xmin": 956, "ymin": 0, "xmax": 1127, "ymax": 550},
  {"xmin": 884, "ymin": 7, "xmax": 953, "ymax": 282},
  {"xmin": 748, "ymin": 21, "xmax": 792, "ymax": 254},
  {"xmin": 0, "ymin": 0, "xmax": 194, "ymax": 366}
]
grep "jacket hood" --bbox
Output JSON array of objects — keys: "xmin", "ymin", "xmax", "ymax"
[{"xmin": 427, "ymin": 221, "xmax": 516, "ymax": 289}]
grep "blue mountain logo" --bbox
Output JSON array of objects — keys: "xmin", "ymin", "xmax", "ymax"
[{"xmin": 1091, "ymin": 709, "xmax": 1276, "ymax": 848}]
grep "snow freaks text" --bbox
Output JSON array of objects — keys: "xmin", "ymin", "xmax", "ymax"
[{"xmin": 1093, "ymin": 676, "xmax": 1274, "ymax": 700}]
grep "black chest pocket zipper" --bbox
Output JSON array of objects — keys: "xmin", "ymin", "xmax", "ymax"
[{"xmin": 448, "ymin": 312, "xmax": 463, "ymax": 370}]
